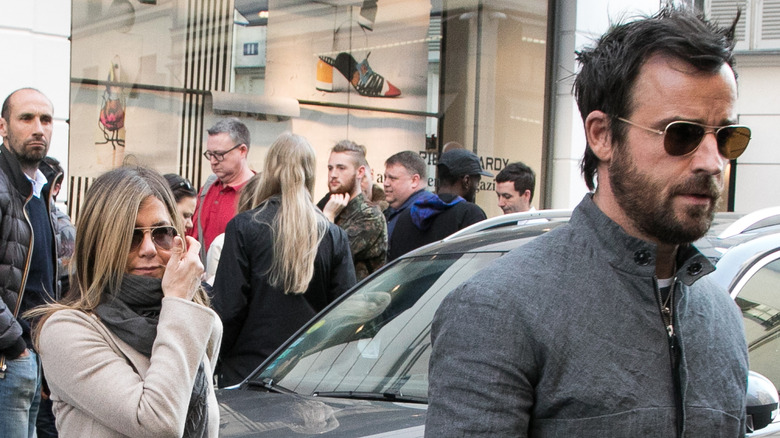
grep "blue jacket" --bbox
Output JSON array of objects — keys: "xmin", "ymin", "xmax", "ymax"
[
  {"xmin": 383, "ymin": 188, "xmax": 427, "ymax": 240},
  {"xmin": 427, "ymin": 194, "xmax": 748, "ymax": 437}
]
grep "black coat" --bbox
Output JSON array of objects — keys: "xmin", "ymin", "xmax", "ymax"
[
  {"xmin": 212, "ymin": 196, "xmax": 356, "ymax": 386},
  {"xmin": 388, "ymin": 193, "xmax": 486, "ymax": 261},
  {"xmin": 0, "ymin": 144, "xmax": 59, "ymax": 360}
]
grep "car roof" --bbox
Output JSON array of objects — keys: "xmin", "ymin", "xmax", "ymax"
[
  {"xmin": 399, "ymin": 207, "xmax": 780, "ymax": 262},
  {"xmin": 397, "ymin": 209, "xmax": 570, "ymax": 256},
  {"xmin": 403, "ymin": 221, "xmax": 565, "ymax": 255}
]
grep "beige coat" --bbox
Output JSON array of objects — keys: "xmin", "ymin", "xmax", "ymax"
[{"xmin": 39, "ymin": 297, "xmax": 222, "ymax": 438}]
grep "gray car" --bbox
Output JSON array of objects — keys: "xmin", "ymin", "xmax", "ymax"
[{"xmin": 217, "ymin": 208, "xmax": 780, "ymax": 437}]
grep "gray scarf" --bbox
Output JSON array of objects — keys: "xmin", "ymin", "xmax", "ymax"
[{"xmin": 95, "ymin": 274, "xmax": 208, "ymax": 437}]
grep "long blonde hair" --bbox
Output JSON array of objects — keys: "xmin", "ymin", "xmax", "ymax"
[
  {"xmin": 30, "ymin": 166, "xmax": 209, "ymax": 343},
  {"xmin": 246, "ymin": 132, "xmax": 328, "ymax": 294}
]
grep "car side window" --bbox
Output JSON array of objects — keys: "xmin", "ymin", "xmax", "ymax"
[
  {"xmin": 734, "ymin": 253, "xmax": 780, "ymax": 390},
  {"xmin": 256, "ymin": 252, "xmax": 502, "ymax": 399}
]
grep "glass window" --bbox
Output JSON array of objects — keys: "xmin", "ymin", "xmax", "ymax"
[
  {"xmin": 254, "ymin": 252, "xmax": 503, "ymax": 401},
  {"xmin": 734, "ymin": 252, "xmax": 780, "ymax": 389},
  {"xmin": 69, "ymin": 0, "xmax": 549, "ymax": 217}
]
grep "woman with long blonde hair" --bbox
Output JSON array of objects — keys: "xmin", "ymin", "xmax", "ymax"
[
  {"xmin": 213, "ymin": 132, "xmax": 355, "ymax": 387},
  {"xmin": 31, "ymin": 166, "xmax": 221, "ymax": 437}
]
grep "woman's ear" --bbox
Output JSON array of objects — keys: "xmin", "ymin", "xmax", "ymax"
[{"xmin": 585, "ymin": 110, "xmax": 614, "ymax": 163}]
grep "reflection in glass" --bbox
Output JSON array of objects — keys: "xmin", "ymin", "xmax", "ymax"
[
  {"xmin": 255, "ymin": 253, "xmax": 501, "ymax": 400},
  {"xmin": 736, "ymin": 257, "xmax": 780, "ymax": 390}
]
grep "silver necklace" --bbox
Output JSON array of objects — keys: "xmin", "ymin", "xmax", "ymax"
[
  {"xmin": 662, "ymin": 281, "xmax": 675, "ymax": 337},
  {"xmin": 660, "ymin": 262, "xmax": 676, "ymax": 338}
]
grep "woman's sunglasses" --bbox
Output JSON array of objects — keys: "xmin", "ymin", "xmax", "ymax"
[
  {"xmin": 616, "ymin": 117, "xmax": 751, "ymax": 160},
  {"xmin": 131, "ymin": 226, "xmax": 178, "ymax": 250}
]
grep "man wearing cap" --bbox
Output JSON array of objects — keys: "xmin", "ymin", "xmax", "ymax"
[{"xmin": 387, "ymin": 148, "xmax": 491, "ymax": 260}]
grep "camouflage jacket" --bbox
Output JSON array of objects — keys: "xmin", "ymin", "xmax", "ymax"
[{"xmin": 335, "ymin": 193, "xmax": 387, "ymax": 281}]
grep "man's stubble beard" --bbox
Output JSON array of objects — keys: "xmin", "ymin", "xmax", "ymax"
[
  {"xmin": 609, "ymin": 148, "xmax": 720, "ymax": 245},
  {"xmin": 331, "ymin": 176, "xmax": 356, "ymax": 196},
  {"xmin": 7, "ymin": 135, "xmax": 48, "ymax": 168}
]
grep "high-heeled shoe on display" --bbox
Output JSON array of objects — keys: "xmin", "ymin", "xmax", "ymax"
[{"xmin": 316, "ymin": 52, "xmax": 401, "ymax": 98}]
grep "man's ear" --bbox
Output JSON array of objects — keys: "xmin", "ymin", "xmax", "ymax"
[
  {"xmin": 357, "ymin": 165, "xmax": 366, "ymax": 180},
  {"xmin": 585, "ymin": 110, "xmax": 614, "ymax": 162},
  {"xmin": 522, "ymin": 189, "xmax": 532, "ymax": 201},
  {"xmin": 410, "ymin": 173, "xmax": 421, "ymax": 189},
  {"xmin": 461, "ymin": 175, "xmax": 471, "ymax": 191},
  {"xmin": 0, "ymin": 117, "xmax": 7, "ymax": 139}
]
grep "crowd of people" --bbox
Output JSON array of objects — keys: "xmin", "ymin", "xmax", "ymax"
[{"xmin": 0, "ymin": 4, "xmax": 756, "ymax": 437}]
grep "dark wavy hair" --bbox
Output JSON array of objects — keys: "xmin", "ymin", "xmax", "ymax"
[
  {"xmin": 163, "ymin": 173, "xmax": 197, "ymax": 203},
  {"xmin": 385, "ymin": 150, "xmax": 427, "ymax": 180},
  {"xmin": 574, "ymin": 5, "xmax": 739, "ymax": 190},
  {"xmin": 496, "ymin": 162, "xmax": 536, "ymax": 202}
]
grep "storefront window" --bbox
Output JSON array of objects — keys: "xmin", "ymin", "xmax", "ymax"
[{"xmin": 70, "ymin": 0, "xmax": 549, "ymax": 218}]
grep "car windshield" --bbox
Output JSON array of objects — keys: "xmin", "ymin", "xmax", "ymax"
[{"xmin": 250, "ymin": 252, "xmax": 503, "ymax": 401}]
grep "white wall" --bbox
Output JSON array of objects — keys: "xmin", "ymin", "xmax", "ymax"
[
  {"xmin": 550, "ymin": 0, "xmax": 664, "ymax": 209},
  {"xmin": 0, "ymin": 0, "xmax": 72, "ymax": 200},
  {"xmin": 731, "ymin": 53, "xmax": 780, "ymax": 212}
]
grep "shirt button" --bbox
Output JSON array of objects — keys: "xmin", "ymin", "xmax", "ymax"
[
  {"xmin": 634, "ymin": 250, "xmax": 652, "ymax": 266},
  {"xmin": 687, "ymin": 262, "xmax": 703, "ymax": 276}
]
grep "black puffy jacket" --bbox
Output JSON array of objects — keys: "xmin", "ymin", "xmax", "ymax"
[{"xmin": 0, "ymin": 144, "xmax": 59, "ymax": 362}]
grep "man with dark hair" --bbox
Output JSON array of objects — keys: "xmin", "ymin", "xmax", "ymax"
[
  {"xmin": 0, "ymin": 88, "xmax": 60, "ymax": 437},
  {"xmin": 382, "ymin": 150, "xmax": 427, "ymax": 240},
  {"xmin": 319, "ymin": 140, "xmax": 387, "ymax": 281},
  {"xmin": 427, "ymin": 6, "xmax": 751, "ymax": 436},
  {"xmin": 39, "ymin": 156, "xmax": 76, "ymax": 298},
  {"xmin": 495, "ymin": 161, "xmax": 536, "ymax": 214},
  {"xmin": 388, "ymin": 148, "xmax": 490, "ymax": 260},
  {"xmin": 188, "ymin": 117, "xmax": 255, "ymax": 260},
  {"xmin": 360, "ymin": 161, "xmax": 388, "ymax": 211},
  {"xmin": 38, "ymin": 156, "xmax": 74, "ymax": 438}
]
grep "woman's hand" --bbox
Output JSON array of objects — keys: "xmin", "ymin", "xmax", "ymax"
[{"xmin": 161, "ymin": 235, "xmax": 204, "ymax": 300}]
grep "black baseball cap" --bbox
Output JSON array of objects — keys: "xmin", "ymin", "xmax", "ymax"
[{"xmin": 437, "ymin": 149, "xmax": 493, "ymax": 178}]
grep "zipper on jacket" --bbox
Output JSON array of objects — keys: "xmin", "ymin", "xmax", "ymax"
[
  {"xmin": 656, "ymin": 277, "xmax": 684, "ymax": 437},
  {"xmin": 13, "ymin": 193, "xmax": 34, "ymax": 319}
]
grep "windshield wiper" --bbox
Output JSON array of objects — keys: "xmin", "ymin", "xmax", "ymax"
[
  {"xmin": 312, "ymin": 391, "xmax": 427, "ymax": 404},
  {"xmin": 244, "ymin": 378, "xmax": 295, "ymax": 394}
]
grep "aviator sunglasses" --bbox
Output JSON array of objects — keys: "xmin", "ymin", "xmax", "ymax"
[
  {"xmin": 616, "ymin": 117, "xmax": 751, "ymax": 160},
  {"xmin": 130, "ymin": 226, "xmax": 178, "ymax": 251}
]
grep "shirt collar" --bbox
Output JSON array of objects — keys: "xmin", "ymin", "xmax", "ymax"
[
  {"xmin": 26, "ymin": 169, "xmax": 49, "ymax": 198},
  {"xmin": 571, "ymin": 193, "xmax": 713, "ymax": 285}
]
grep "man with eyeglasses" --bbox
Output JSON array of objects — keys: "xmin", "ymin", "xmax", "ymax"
[
  {"xmin": 188, "ymin": 118, "xmax": 255, "ymax": 261},
  {"xmin": 427, "ymin": 6, "xmax": 751, "ymax": 437},
  {"xmin": 0, "ymin": 88, "xmax": 60, "ymax": 437}
]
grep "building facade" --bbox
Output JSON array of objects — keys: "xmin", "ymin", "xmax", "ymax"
[{"xmin": 2, "ymin": 0, "xmax": 776, "ymax": 220}]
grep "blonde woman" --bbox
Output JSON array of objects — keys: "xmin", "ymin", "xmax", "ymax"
[
  {"xmin": 213, "ymin": 132, "xmax": 356, "ymax": 387},
  {"xmin": 32, "ymin": 166, "xmax": 222, "ymax": 437}
]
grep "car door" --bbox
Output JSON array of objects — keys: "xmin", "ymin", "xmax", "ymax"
[{"xmin": 730, "ymin": 249, "xmax": 780, "ymax": 436}]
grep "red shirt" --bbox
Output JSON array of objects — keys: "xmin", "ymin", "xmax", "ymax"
[{"xmin": 188, "ymin": 178, "xmax": 250, "ymax": 255}]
